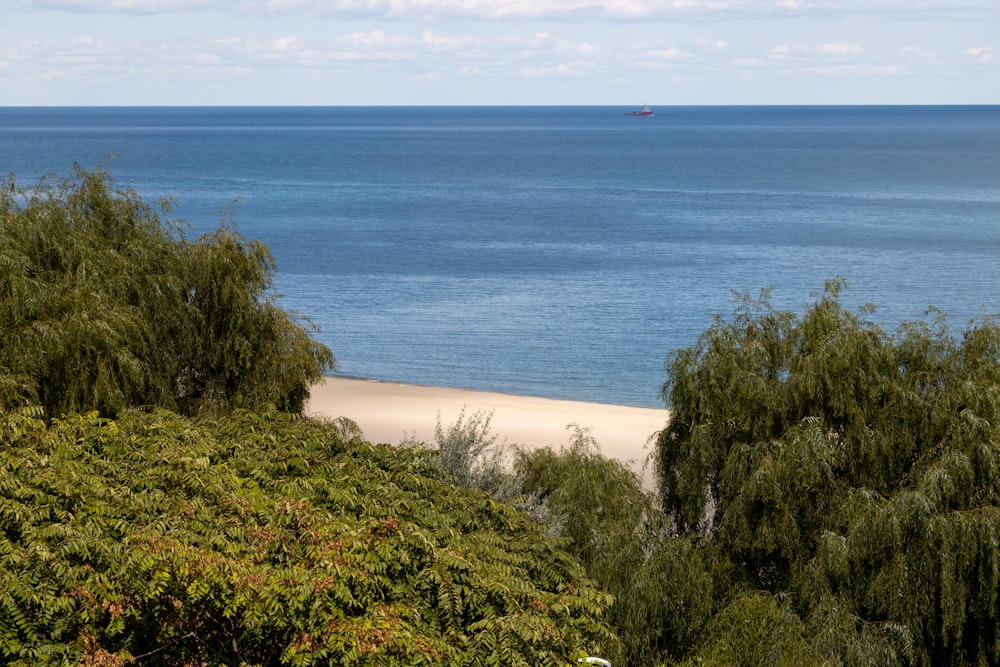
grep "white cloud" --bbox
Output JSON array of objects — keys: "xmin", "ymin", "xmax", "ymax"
[
  {"xmin": 0, "ymin": 26, "xmax": 963, "ymax": 90},
  {"xmin": 266, "ymin": 0, "xmax": 308, "ymax": 8},
  {"xmin": 1, "ymin": 0, "xmax": 996, "ymax": 104},
  {"xmin": 644, "ymin": 47, "xmax": 690, "ymax": 60},
  {"xmin": 769, "ymin": 43, "xmax": 806, "ymax": 60},
  {"xmin": 13, "ymin": 0, "xmax": 997, "ymax": 22},
  {"xmin": 23, "ymin": 0, "xmax": 216, "ymax": 11},
  {"xmin": 800, "ymin": 63, "xmax": 901, "ymax": 77},
  {"xmin": 420, "ymin": 30, "xmax": 473, "ymax": 53},
  {"xmin": 899, "ymin": 45, "xmax": 940, "ymax": 64},
  {"xmin": 964, "ymin": 46, "xmax": 994, "ymax": 64},
  {"xmin": 46, "ymin": 35, "xmax": 117, "ymax": 67},
  {"xmin": 768, "ymin": 42, "xmax": 865, "ymax": 62},
  {"xmin": 697, "ymin": 38, "xmax": 729, "ymax": 50},
  {"xmin": 818, "ymin": 43, "xmax": 863, "ymax": 55},
  {"xmin": 273, "ymin": 35, "xmax": 301, "ymax": 51},
  {"xmin": 338, "ymin": 30, "xmax": 389, "ymax": 47},
  {"xmin": 520, "ymin": 62, "xmax": 593, "ymax": 77}
]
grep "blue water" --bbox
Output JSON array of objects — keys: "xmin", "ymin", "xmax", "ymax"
[{"xmin": 2, "ymin": 106, "xmax": 999, "ymax": 407}]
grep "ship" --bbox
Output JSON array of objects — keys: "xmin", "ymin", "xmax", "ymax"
[{"xmin": 625, "ymin": 105, "xmax": 653, "ymax": 117}]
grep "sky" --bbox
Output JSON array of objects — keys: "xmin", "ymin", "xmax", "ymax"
[{"xmin": 1, "ymin": 1, "xmax": 997, "ymax": 106}]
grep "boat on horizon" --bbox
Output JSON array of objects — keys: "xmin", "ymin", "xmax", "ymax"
[{"xmin": 625, "ymin": 105, "xmax": 653, "ymax": 117}]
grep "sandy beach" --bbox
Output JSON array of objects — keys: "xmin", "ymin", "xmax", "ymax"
[{"xmin": 307, "ymin": 376, "xmax": 669, "ymax": 488}]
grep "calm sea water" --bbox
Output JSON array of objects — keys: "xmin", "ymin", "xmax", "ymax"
[{"xmin": 2, "ymin": 106, "xmax": 999, "ymax": 407}]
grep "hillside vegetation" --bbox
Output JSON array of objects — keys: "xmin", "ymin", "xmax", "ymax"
[
  {"xmin": 0, "ymin": 168, "xmax": 613, "ymax": 666},
  {"xmin": 0, "ymin": 408, "xmax": 612, "ymax": 665},
  {"xmin": 6, "ymin": 166, "xmax": 1000, "ymax": 666},
  {"xmin": 650, "ymin": 282, "xmax": 1000, "ymax": 665},
  {"xmin": 440, "ymin": 289, "xmax": 1000, "ymax": 667}
]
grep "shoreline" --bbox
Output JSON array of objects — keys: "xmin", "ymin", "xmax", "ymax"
[
  {"xmin": 306, "ymin": 376, "xmax": 669, "ymax": 489},
  {"xmin": 324, "ymin": 373, "xmax": 663, "ymax": 410}
]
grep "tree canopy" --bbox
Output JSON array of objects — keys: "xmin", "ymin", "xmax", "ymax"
[
  {"xmin": 655, "ymin": 279, "xmax": 1000, "ymax": 665},
  {"xmin": 11, "ymin": 163, "xmax": 1000, "ymax": 665},
  {"xmin": 0, "ymin": 165, "xmax": 334, "ymax": 417},
  {"xmin": 514, "ymin": 426, "xmax": 675, "ymax": 666},
  {"xmin": 0, "ymin": 408, "xmax": 613, "ymax": 666}
]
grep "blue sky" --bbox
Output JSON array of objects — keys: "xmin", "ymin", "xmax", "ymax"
[{"xmin": 2, "ymin": 1, "xmax": 997, "ymax": 105}]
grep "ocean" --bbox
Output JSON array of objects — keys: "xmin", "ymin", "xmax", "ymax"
[{"xmin": 2, "ymin": 106, "xmax": 999, "ymax": 407}]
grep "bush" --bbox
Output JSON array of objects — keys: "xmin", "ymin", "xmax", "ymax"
[
  {"xmin": 515, "ymin": 426, "xmax": 669, "ymax": 665},
  {"xmin": 423, "ymin": 408, "xmax": 513, "ymax": 496},
  {"xmin": 0, "ymin": 408, "xmax": 614, "ymax": 665},
  {"xmin": 0, "ymin": 164, "xmax": 334, "ymax": 417},
  {"xmin": 657, "ymin": 279, "xmax": 1000, "ymax": 665}
]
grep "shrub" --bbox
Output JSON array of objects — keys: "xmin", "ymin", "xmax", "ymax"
[{"xmin": 0, "ymin": 165, "xmax": 334, "ymax": 417}]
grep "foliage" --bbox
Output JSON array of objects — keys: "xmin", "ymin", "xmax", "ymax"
[
  {"xmin": 0, "ymin": 164, "xmax": 334, "ymax": 418},
  {"xmin": 0, "ymin": 163, "xmax": 613, "ymax": 665},
  {"xmin": 19, "ymin": 161, "xmax": 1000, "ymax": 665},
  {"xmin": 516, "ymin": 426, "xmax": 657, "ymax": 589},
  {"xmin": 417, "ymin": 414, "xmax": 696, "ymax": 666},
  {"xmin": 405, "ymin": 408, "xmax": 514, "ymax": 499},
  {"xmin": 0, "ymin": 408, "xmax": 613, "ymax": 665},
  {"xmin": 656, "ymin": 279, "xmax": 1000, "ymax": 665},
  {"xmin": 515, "ymin": 426, "xmax": 690, "ymax": 666}
]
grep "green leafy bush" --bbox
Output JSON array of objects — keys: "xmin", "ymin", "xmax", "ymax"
[
  {"xmin": 515, "ymin": 427, "xmax": 681, "ymax": 666},
  {"xmin": 658, "ymin": 279, "xmax": 1000, "ymax": 665},
  {"xmin": 0, "ymin": 164, "xmax": 614, "ymax": 665},
  {"xmin": 0, "ymin": 165, "xmax": 334, "ymax": 417},
  {"xmin": 0, "ymin": 408, "xmax": 613, "ymax": 665},
  {"xmin": 405, "ymin": 408, "xmax": 514, "ymax": 498}
]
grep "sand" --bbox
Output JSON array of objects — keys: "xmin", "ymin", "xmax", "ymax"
[{"xmin": 306, "ymin": 376, "xmax": 669, "ymax": 488}]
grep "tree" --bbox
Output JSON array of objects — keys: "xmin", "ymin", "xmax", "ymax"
[
  {"xmin": 515, "ymin": 426, "xmax": 685, "ymax": 666},
  {"xmin": 0, "ymin": 408, "xmax": 614, "ymax": 665},
  {"xmin": 656, "ymin": 279, "xmax": 1000, "ymax": 665},
  {"xmin": 0, "ymin": 164, "xmax": 334, "ymax": 417}
]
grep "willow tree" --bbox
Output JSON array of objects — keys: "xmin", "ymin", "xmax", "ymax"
[
  {"xmin": 514, "ymin": 426, "xmax": 703, "ymax": 666},
  {"xmin": 0, "ymin": 165, "xmax": 334, "ymax": 417},
  {"xmin": 656, "ymin": 279, "xmax": 1000, "ymax": 665}
]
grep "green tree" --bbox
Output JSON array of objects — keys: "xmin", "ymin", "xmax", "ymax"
[
  {"xmin": 0, "ymin": 408, "xmax": 614, "ymax": 666},
  {"xmin": 515, "ymin": 427, "xmax": 691, "ymax": 666},
  {"xmin": 0, "ymin": 164, "xmax": 334, "ymax": 417},
  {"xmin": 417, "ymin": 413, "xmax": 685, "ymax": 665},
  {"xmin": 657, "ymin": 279, "xmax": 1000, "ymax": 665}
]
